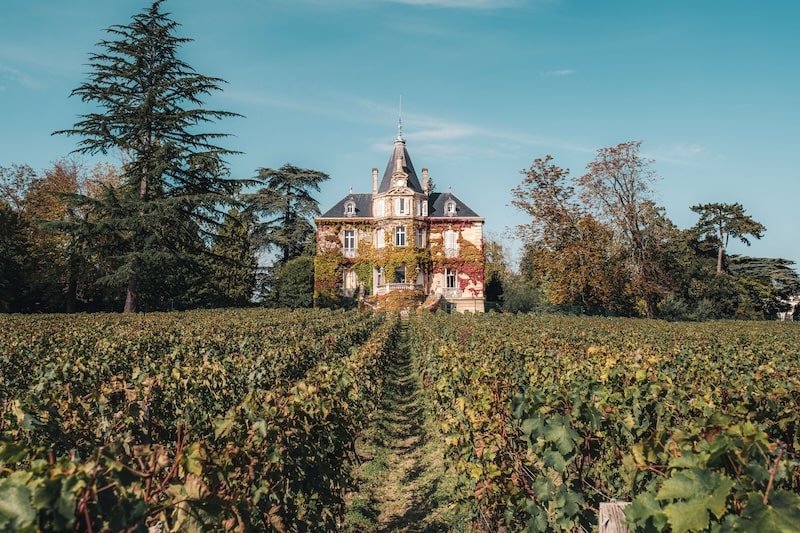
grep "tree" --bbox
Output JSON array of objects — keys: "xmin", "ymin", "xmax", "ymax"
[
  {"xmin": 210, "ymin": 208, "xmax": 258, "ymax": 306},
  {"xmin": 483, "ymin": 236, "xmax": 511, "ymax": 307},
  {"xmin": 728, "ymin": 255, "xmax": 800, "ymax": 318},
  {"xmin": 578, "ymin": 141, "xmax": 670, "ymax": 318},
  {"xmin": 55, "ymin": 0, "xmax": 241, "ymax": 312},
  {"xmin": 0, "ymin": 164, "xmax": 37, "ymax": 212},
  {"xmin": 270, "ymin": 255, "xmax": 315, "ymax": 309},
  {"xmin": 0, "ymin": 201, "xmax": 26, "ymax": 312},
  {"xmin": 247, "ymin": 164, "xmax": 330, "ymax": 264},
  {"xmin": 512, "ymin": 156, "xmax": 622, "ymax": 313},
  {"xmin": 690, "ymin": 202, "xmax": 766, "ymax": 273}
]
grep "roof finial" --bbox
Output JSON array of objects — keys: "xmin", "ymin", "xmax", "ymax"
[{"xmin": 397, "ymin": 95, "xmax": 404, "ymax": 141}]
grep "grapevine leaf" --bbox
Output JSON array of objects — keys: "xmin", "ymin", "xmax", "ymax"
[
  {"xmin": 213, "ymin": 410, "xmax": 236, "ymax": 439},
  {"xmin": 542, "ymin": 450, "xmax": 567, "ymax": 472},
  {"xmin": 739, "ymin": 490, "xmax": 800, "ymax": 532},
  {"xmin": 0, "ymin": 441, "xmax": 29, "ymax": 464},
  {"xmin": 532, "ymin": 475, "xmax": 554, "ymax": 500},
  {"xmin": 183, "ymin": 442, "xmax": 206, "ymax": 476},
  {"xmin": 625, "ymin": 492, "xmax": 668, "ymax": 530},
  {"xmin": 656, "ymin": 469, "xmax": 734, "ymax": 532},
  {"xmin": 657, "ymin": 469, "xmax": 733, "ymax": 517},
  {"xmin": 0, "ymin": 484, "xmax": 36, "ymax": 532},
  {"xmin": 543, "ymin": 416, "xmax": 579, "ymax": 455},
  {"xmin": 662, "ymin": 500, "xmax": 712, "ymax": 533}
]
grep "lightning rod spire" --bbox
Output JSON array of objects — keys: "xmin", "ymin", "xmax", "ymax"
[{"xmin": 397, "ymin": 95, "xmax": 404, "ymax": 141}]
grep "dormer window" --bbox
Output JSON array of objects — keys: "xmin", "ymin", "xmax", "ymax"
[
  {"xmin": 445, "ymin": 200, "xmax": 457, "ymax": 216},
  {"xmin": 344, "ymin": 200, "xmax": 356, "ymax": 217}
]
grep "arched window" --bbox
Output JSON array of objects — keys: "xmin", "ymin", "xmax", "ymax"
[
  {"xmin": 445, "ymin": 200, "xmax": 457, "ymax": 216},
  {"xmin": 344, "ymin": 200, "xmax": 356, "ymax": 216}
]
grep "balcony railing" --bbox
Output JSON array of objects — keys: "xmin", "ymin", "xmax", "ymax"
[
  {"xmin": 443, "ymin": 287, "xmax": 462, "ymax": 298},
  {"xmin": 375, "ymin": 283, "xmax": 423, "ymax": 295},
  {"xmin": 342, "ymin": 248, "xmax": 357, "ymax": 258}
]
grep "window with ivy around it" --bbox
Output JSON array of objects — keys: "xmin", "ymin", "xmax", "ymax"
[
  {"xmin": 394, "ymin": 226, "xmax": 406, "ymax": 246},
  {"xmin": 444, "ymin": 230, "xmax": 459, "ymax": 258},
  {"xmin": 343, "ymin": 229, "xmax": 356, "ymax": 257}
]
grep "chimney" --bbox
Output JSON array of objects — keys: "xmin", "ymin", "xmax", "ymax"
[
  {"xmin": 422, "ymin": 168, "xmax": 429, "ymax": 194},
  {"xmin": 372, "ymin": 168, "xmax": 378, "ymax": 194}
]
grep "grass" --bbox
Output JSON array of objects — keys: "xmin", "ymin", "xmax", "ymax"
[{"xmin": 343, "ymin": 323, "xmax": 471, "ymax": 532}]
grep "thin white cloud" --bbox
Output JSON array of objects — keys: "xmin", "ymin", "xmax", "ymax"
[
  {"xmin": 382, "ymin": 0, "xmax": 524, "ymax": 6},
  {"xmin": 0, "ymin": 65, "xmax": 42, "ymax": 89},
  {"xmin": 646, "ymin": 143, "xmax": 708, "ymax": 167},
  {"xmin": 543, "ymin": 69, "xmax": 576, "ymax": 77}
]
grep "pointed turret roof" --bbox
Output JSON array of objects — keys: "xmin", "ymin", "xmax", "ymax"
[{"xmin": 377, "ymin": 134, "xmax": 424, "ymax": 194}]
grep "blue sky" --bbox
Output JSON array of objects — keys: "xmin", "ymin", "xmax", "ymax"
[{"xmin": 2, "ymin": 0, "xmax": 798, "ymax": 270}]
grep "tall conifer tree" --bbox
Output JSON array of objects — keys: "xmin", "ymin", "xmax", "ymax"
[{"xmin": 56, "ymin": 0, "xmax": 241, "ymax": 312}]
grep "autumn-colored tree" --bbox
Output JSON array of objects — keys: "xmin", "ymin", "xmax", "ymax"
[
  {"xmin": 512, "ymin": 156, "xmax": 621, "ymax": 312},
  {"xmin": 578, "ymin": 141, "xmax": 671, "ymax": 318},
  {"xmin": 690, "ymin": 202, "xmax": 766, "ymax": 273},
  {"xmin": 0, "ymin": 164, "xmax": 37, "ymax": 212},
  {"xmin": 13, "ymin": 160, "xmax": 120, "ymax": 311}
]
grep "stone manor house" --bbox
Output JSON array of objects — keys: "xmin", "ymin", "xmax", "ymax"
[{"xmin": 314, "ymin": 130, "xmax": 485, "ymax": 312}]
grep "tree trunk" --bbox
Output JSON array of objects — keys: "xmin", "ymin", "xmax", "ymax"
[
  {"xmin": 124, "ymin": 276, "xmax": 138, "ymax": 313},
  {"xmin": 717, "ymin": 245, "xmax": 724, "ymax": 273},
  {"xmin": 645, "ymin": 295, "xmax": 658, "ymax": 319},
  {"xmin": 65, "ymin": 275, "xmax": 77, "ymax": 313}
]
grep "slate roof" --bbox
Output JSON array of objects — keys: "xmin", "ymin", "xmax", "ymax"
[
  {"xmin": 428, "ymin": 191, "xmax": 480, "ymax": 218},
  {"xmin": 320, "ymin": 193, "xmax": 373, "ymax": 218},
  {"xmin": 318, "ymin": 133, "xmax": 481, "ymax": 220},
  {"xmin": 377, "ymin": 135, "xmax": 424, "ymax": 194},
  {"xmin": 319, "ymin": 191, "xmax": 481, "ymax": 219}
]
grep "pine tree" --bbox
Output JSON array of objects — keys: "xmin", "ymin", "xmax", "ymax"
[
  {"xmin": 210, "ymin": 208, "xmax": 258, "ymax": 306},
  {"xmin": 247, "ymin": 164, "xmax": 330, "ymax": 264},
  {"xmin": 56, "ymin": 0, "xmax": 241, "ymax": 312}
]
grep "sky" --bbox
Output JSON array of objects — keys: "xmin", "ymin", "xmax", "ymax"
[{"xmin": 2, "ymin": 0, "xmax": 798, "ymax": 271}]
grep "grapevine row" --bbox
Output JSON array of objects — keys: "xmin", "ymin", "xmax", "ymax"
[
  {"xmin": 0, "ymin": 308, "xmax": 398, "ymax": 531},
  {"xmin": 408, "ymin": 313, "xmax": 800, "ymax": 532}
]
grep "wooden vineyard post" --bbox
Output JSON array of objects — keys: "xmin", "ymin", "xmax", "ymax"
[{"xmin": 599, "ymin": 501, "xmax": 630, "ymax": 533}]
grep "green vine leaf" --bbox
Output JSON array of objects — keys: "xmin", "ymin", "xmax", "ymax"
[
  {"xmin": 738, "ymin": 490, "xmax": 800, "ymax": 532},
  {"xmin": 657, "ymin": 469, "xmax": 734, "ymax": 532}
]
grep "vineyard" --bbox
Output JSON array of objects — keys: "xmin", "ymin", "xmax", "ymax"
[
  {"xmin": 1, "ymin": 309, "xmax": 799, "ymax": 531},
  {"xmin": 408, "ymin": 313, "xmax": 800, "ymax": 532}
]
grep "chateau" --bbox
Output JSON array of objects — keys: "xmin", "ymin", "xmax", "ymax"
[{"xmin": 314, "ymin": 129, "xmax": 485, "ymax": 312}]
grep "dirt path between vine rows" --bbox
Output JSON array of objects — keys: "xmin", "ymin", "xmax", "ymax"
[{"xmin": 344, "ymin": 322, "xmax": 466, "ymax": 532}]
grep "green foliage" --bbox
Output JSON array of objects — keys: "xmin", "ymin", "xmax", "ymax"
[
  {"xmin": 0, "ymin": 201, "xmax": 26, "ymax": 312},
  {"xmin": 691, "ymin": 202, "xmax": 766, "ymax": 273},
  {"xmin": 210, "ymin": 208, "xmax": 258, "ymax": 306},
  {"xmin": 55, "ymin": 0, "xmax": 242, "ymax": 312},
  {"xmin": 0, "ymin": 309, "xmax": 397, "ymax": 530},
  {"xmin": 499, "ymin": 275, "xmax": 548, "ymax": 313},
  {"xmin": 271, "ymin": 255, "xmax": 315, "ymax": 309},
  {"xmin": 407, "ymin": 312, "xmax": 800, "ymax": 531},
  {"xmin": 246, "ymin": 164, "xmax": 329, "ymax": 264}
]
